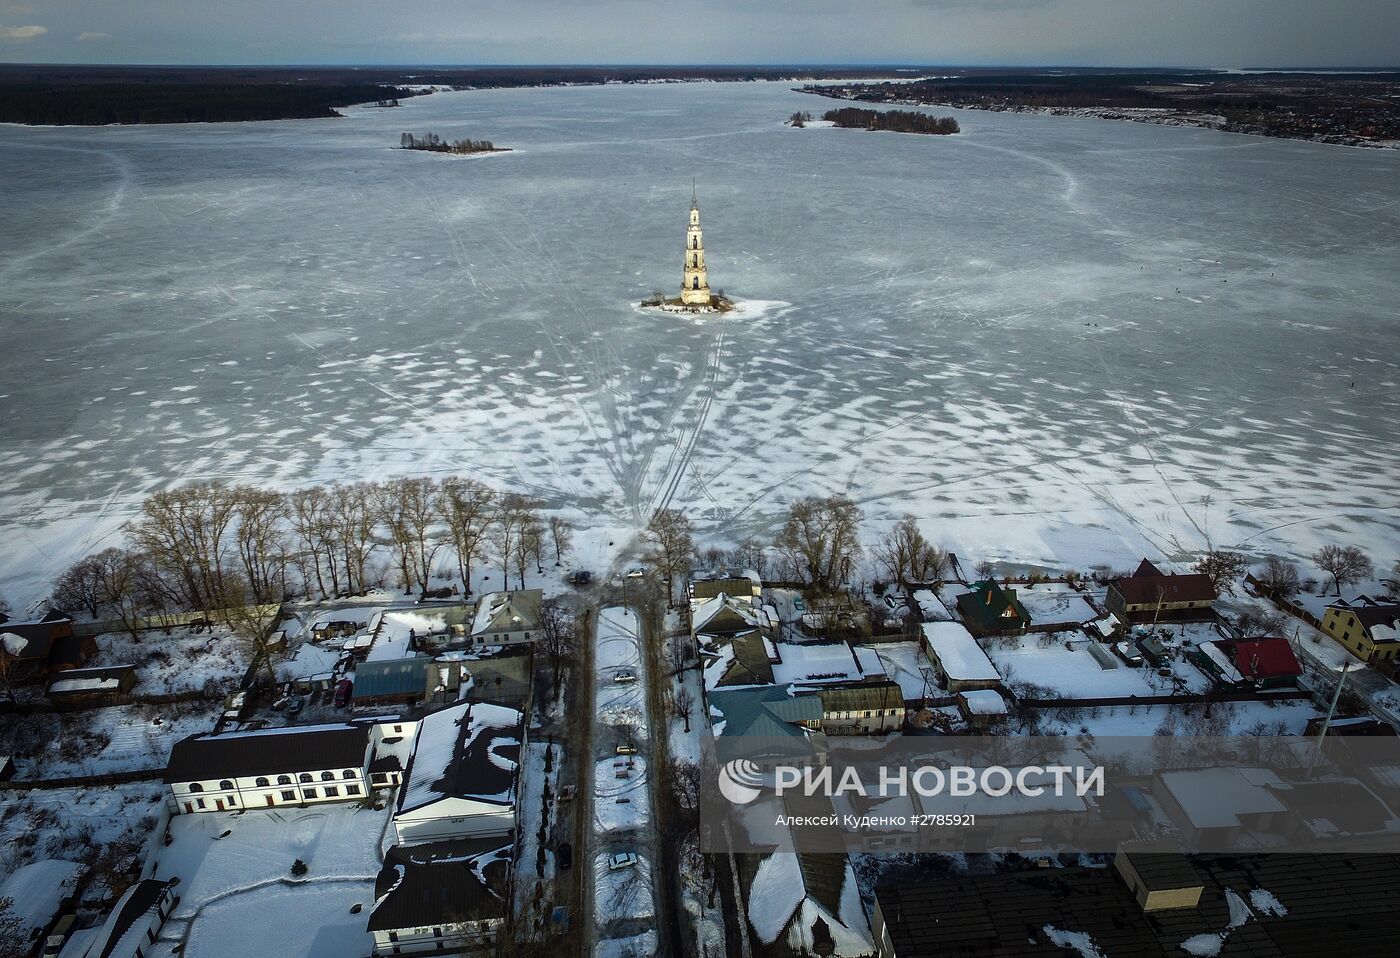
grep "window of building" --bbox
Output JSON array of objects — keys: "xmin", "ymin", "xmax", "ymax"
[
  {"xmin": 255, "ymin": 777, "xmax": 269, "ymax": 787},
  {"xmin": 388, "ymin": 932, "xmax": 398, "ymax": 942},
  {"xmin": 303, "ymin": 787, "xmax": 317, "ymax": 799},
  {"xmin": 196, "ymin": 798, "xmax": 206, "ymax": 809},
  {"xmin": 393, "ymin": 725, "xmax": 402, "ymax": 733},
  {"xmin": 281, "ymin": 790, "xmax": 296, "ymax": 801},
  {"xmin": 320, "ymin": 771, "xmax": 334, "ymax": 782},
  {"xmin": 324, "ymin": 786, "xmax": 339, "ymax": 797},
  {"xmin": 278, "ymin": 775, "xmax": 292, "ymax": 785},
  {"xmin": 188, "ymin": 783, "xmax": 203, "ymax": 792},
  {"xmin": 219, "ymin": 780, "xmax": 234, "ymax": 790},
  {"xmin": 299, "ymin": 773, "xmax": 312, "ymax": 783},
  {"xmin": 344, "ymin": 770, "xmax": 357, "ymax": 779},
  {"xmin": 347, "ymin": 784, "xmax": 361, "ymax": 796}
]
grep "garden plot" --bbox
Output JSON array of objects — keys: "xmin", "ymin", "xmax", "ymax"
[
  {"xmin": 989, "ymin": 635, "xmax": 1210, "ymax": 698},
  {"xmin": 4, "ymin": 703, "xmax": 212, "ymax": 780},
  {"xmin": 1035, "ymin": 699, "xmax": 1325, "ymax": 737},
  {"xmin": 0, "ymin": 784, "xmax": 163, "ymax": 904},
  {"xmin": 88, "ymin": 625, "xmax": 248, "ymax": 694},
  {"xmin": 175, "ymin": 880, "xmax": 375, "ymax": 958}
]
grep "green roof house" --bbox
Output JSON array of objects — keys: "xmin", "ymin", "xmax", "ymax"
[{"xmin": 955, "ymin": 579, "xmax": 1031, "ymax": 636}]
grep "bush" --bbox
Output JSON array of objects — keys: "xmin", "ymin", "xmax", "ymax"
[{"xmin": 291, "ymin": 858, "xmax": 308, "ymax": 877}]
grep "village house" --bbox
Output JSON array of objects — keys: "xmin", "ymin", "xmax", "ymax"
[
  {"xmin": 954, "ymin": 578, "xmax": 1031, "ymax": 635},
  {"xmin": 956, "ymin": 689, "xmax": 1008, "ymax": 728},
  {"xmin": 1321, "ymin": 595, "xmax": 1400, "ymax": 672},
  {"xmin": 919, "ymin": 621, "xmax": 1001, "ymax": 692},
  {"xmin": 367, "ymin": 840, "xmax": 510, "ymax": 956},
  {"xmin": 0, "ymin": 610, "xmax": 93, "ymax": 684},
  {"xmin": 690, "ymin": 571, "xmax": 761, "ymax": 608},
  {"xmin": 1105, "ymin": 559, "xmax": 1216, "ymax": 623},
  {"xmin": 695, "ymin": 592, "xmax": 779, "ymax": 689},
  {"xmin": 164, "ymin": 718, "xmax": 414, "ymax": 813},
  {"xmin": 796, "ymin": 680, "xmax": 905, "ymax": 735},
  {"xmin": 46, "ymin": 664, "xmax": 138, "ymax": 709},
  {"xmin": 81, "ymin": 878, "xmax": 179, "ymax": 958},
  {"xmin": 707, "ymin": 685, "xmax": 828, "ymax": 769},
  {"xmin": 1192, "ymin": 637, "xmax": 1302, "ymax": 690},
  {"xmin": 393, "ymin": 700, "xmax": 522, "ymax": 846},
  {"xmin": 469, "ymin": 590, "xmax": 543, "ymax": 646},
  {"xmin": 0, "ymin": 858, "xmax": 85, "ymax": 953}
]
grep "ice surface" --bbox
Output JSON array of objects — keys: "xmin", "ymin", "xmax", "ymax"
[{"xmin": 3, "ymin": 82, "xmax": 1400, "ymax": 599}]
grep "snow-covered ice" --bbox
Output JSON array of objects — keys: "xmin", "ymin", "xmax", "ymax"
[{"xmin": 3, "ymin": 81, "xmax": 1400, "ymax": 601}]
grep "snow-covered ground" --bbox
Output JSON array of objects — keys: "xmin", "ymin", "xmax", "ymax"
[
  {"xmin": 4, "ymin": 703, "xmax": 211, "ymax": 780},
  {"xmin": 3, "ymin": 82, "xmax": 1400, "ymax": 604},
  {"xmin": 87, "ymin": 625, "xmax": 249, "ymax": 695},
  {"xmin": 989, "ymin": 634, "xmax": 1212, "ymax": 698}
]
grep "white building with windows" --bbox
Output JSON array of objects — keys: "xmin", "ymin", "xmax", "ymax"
[
  {"xmin": 393, "ymin": 701, "xmax": 522, "ymax": 846},
  {"xmin": 164, "ymin": 718, "xmax": 416, "ymax": 814},
  {"xmin": 469, "ymin": 590, "xmax": 542, "ymax": 646}
]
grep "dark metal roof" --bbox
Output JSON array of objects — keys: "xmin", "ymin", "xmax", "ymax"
[
  {"xmin": 93, "ymin": 879, "xmax": 173, "ymax": 958},
  {"xmin": 875, "ymin": 854, "xmax": 1400, "ymax": 957},
  {"xmin": 1111, "ymin": 564, "xmax": 1217, "ymax": 605},
  {"xmin": 352, "ymin": 657, "xmax": 432, "ymax": 699},
  {"xmin": 163, "ymin": 724, "xmax": 369, "ymax": 783},
  {"xmin": 367, "ymin": 840, "xmax": 509, "ymax": 931}
]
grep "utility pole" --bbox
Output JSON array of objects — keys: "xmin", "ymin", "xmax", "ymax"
[{"xmin": 1317, "ymin": 659, "xmax": 1352, "ymax": 742}]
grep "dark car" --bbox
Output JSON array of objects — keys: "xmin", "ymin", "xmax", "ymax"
[
  {"xmin": 557, "ymin": 842, "xmax": 573, "ymax": 870},
  {"xmin": 333, "ymin": 678, "xmax": 353, "ymax": 708},
  {"xmin": 566, "ymin": 570, "xmax": 592, "ymax": 586}
]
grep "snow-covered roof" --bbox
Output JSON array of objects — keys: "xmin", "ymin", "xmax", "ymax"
[
  {"xmin": 920, "ymin": 622, "xmax": 1001, "ymax": 683},
  {"xmin": 470, "ymin": 590, "xmax": 542, "ymax": 636},
  {"xmin": 959, "ymin": 689, "xmax": 1007, "ymax": 715},
  {"xmin": 1199, "ymin": 641, "xmax": 1244, "ymax": 684},
  {"xmin": 1157, "ymin": 767, "xmax": 1287, "ymax": 829},
  {"xmin": 85, "ymin": 879, "xmax": 174, "ymax": 958},
  {"xmin": 0, "ymin": 859, "xmax": 85, "ymax": 944},
  {"xmin": 398, "ymin": 701, "xmax": 522, "ymax": 814},
  {"xmin": 747, "ymin": 851, "xmax": 873, "ymax": 955},
  {"xmin": 692, "ymin": 593, "xmax": 762, "ymax": 635}
]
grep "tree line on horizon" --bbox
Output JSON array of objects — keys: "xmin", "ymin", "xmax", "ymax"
[{"xmin": 399, "ymin": 132, "xmax": 501, "ymax": 154}]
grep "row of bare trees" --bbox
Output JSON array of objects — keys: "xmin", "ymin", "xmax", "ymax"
[{"xmin": 48, "ymin": 478, "xmax": 575, "ymax": 631}]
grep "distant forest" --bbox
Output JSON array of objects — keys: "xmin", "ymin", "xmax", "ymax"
[
  {"xmin": 0, "ymin": 83, "xmax": 419, "ymax": 125},
  {"xmin": 822, "ymin": 107, "xmax": 960, "ymax": 135},
  {"xmin": 0, "ymin": 63, "xmax": 916, "ymax": 126}
]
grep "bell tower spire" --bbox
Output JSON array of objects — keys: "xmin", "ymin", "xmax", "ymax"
[{"xmin": 681, "ymin": 185, "xmax": 711, "ymax": 306}]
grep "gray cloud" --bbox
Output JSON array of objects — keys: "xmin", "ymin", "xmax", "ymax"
[
  {"xmin": 0, "ymin": 23, "xmax": 44, "ymax": 41},
  {"xmin": 77, "ymin": 31, "xmax": 111, "ymax": 42}
]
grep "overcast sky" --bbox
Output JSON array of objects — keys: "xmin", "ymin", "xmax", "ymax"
[{"xmin": 2, "ymin": 0, "xmax": 1397, "ymax": 68}]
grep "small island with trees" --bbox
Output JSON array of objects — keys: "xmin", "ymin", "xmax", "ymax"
[
  {"xmin": 398, "ymin": 132, "xmax": 510, "ymax": 155},
  {"xmin": 820, "ymin": 107, "xmax": 959, "ymax": 135}
]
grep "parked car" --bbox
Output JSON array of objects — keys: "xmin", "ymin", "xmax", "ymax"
[
  {"xmin": 616, "ymin": 744, "xmax": 638, "ymax": 756},
  {"xmin": 566, "ymin": 570, "xmax": 593, "ymax": 586},
  {"xmin": 558, "ymin": 784, "xmax": 577, "ymax": 802},
  {"xmin": 613, "ymin": 670, "xmax": 637, "ymax": 684},
  {"xmin": 624, "ymin": 567, "xmax": 646, "ymax": 579},
  {"xmin": 608, "ymin": 851, "xmax": 639, "ymax": 871},
  {"xmin": 333, "ymin": 678, "xmax": 353, "ymax": 708},
  {"xmin": 557, "ymin": 842, "xmax": 573, "ymax": 870},
  {"xmin": 286, "ymin": 695, "xmax": 306, "ymax": 715},
  {"xmin": 270, "ymin": 695, "xmax": 290, "ymax": 711}
]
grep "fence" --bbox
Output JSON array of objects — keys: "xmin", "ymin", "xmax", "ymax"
[
  {"xmin": 1244, "ymin": 573, "xmax": 1323, "ymax": 629},
  {"xmin": 72, "ymin": 602, "xmax": 284, "ymax": 637},
  {"xmin": 0, "ymin": 766, "xmax": 167, "ymax": 791},
  {"xmin": 1016, "ymin": 688, "xmax": 1313, "ymax": 710}
]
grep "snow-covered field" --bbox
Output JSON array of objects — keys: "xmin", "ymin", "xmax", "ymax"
[{"xmin": 3, "ymin": 81, "xmax": 1400, "ymax": 602}]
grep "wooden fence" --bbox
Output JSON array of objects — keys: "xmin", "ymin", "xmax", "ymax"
[{"xmin": 72, "ymin": 602, "xmax": 284, "ymax": 637}]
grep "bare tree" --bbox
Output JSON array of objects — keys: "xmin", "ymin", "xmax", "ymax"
[
  {"xmin": 1257, "ymin": 556, "xmax": 1301, "ymax": 598},
  {"xmin": 0, "ymin": 896, "xmax": 28, "ymax": 958},
  {"xmin": 974, "ymin": 559, "xmax": 995, "ymax": 581},
  {"xmin": 91, "ymin": 546, "xmax": 149, "ymax": 641},
  {"xmin": 436, "ymin": 478, "xmax": 495, "ymax": 596},
  {"xmin": 773, "ymin": 495, "xmax": 863, "ymax": 592},
  {"xmin": 1193, "ymin": 549, "xmax": 1248, "ymax": 595},
  {"xmin": 1387, "ymin": 559, "xmax": 1400, "ymax": 598},
  {"xmin": 125, "ymin": 483, "xmax": 239, "ymax": 609},
  {"xmin": 489, "ymin": 493, "xmax": 534, "ymax": 591},
  {"xmin": 643, "ymin": 509, "xmax": 695, "ymax": 607},
  {"xmin": 1235, "ymin": 603, "xmax": 1289, "ymax": 636},
  {"xmin": 730, "ymin": 534, "xmax": 769, "ymax": 578},
  {"xmin": 231, "ymin": 486, "xmax": 289, "ymax": 603},
  {"xmin": 289, "ymin": 485, "xmax": 338, "ymax": 598},
  {"xmin": 219, "ymin": 595, "xmax": 281, "ymax": 687},
  {"xmin": 1313, "ymin": 544, "xmax": 1373, "ymax": 596},
  {"xmin": 537, "ymin": 599, "xmax": 577, "ymax": 693},
  {"xmin": 330, "ymin": 481, "xmax": 379, "ymax": 594},
  {"xmin": 547, "ymin": 515, "xmax": 573, "ymax": 566},
  {"xmin": 872, "ymin": 514, "xmax": 948, "ymax": 588},
  {"xmin": 377, "ymin": 477, "xmax": 443, "ymax": 595},
  {"xmin": 51, "ymin": 556, "xmax": 105, "ymax": 618},
  {"xmin": 672, "ymin": 684, "xmax": 695, "ymax": 732},
  {"xmin": 668, "ymin": 757, "xmax": 702, "ymax": 811},
  {"xmin": 519, "ymin": 509, "xmax": 546, "ymax": 587}
]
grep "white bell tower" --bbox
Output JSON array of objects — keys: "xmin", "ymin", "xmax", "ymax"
[{"xmin": 681, "ymin": 185, "xmax": 711, "ymax": 306}]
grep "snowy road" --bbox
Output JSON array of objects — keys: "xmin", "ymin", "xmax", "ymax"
[{"xmin": 4, "ymin": 81, "xmax": 1400, "ymax": 598}]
